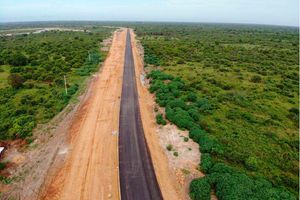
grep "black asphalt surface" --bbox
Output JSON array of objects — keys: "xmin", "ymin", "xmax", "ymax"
[{"xmin": 118, "ymin": 30, "xmax": 163, "ymax": 200}]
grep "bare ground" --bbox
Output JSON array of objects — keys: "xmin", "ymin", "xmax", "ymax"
[{"xmin": 38, "ymin": 29, "xmax": 127, "ymax": 200}]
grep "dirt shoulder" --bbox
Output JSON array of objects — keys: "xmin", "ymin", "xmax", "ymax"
[{"xmin": 38, "ymin": 29, "xmax": 126, "ymax": 200}]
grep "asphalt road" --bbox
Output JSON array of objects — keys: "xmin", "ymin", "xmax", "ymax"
[{"xmin": 118, "ymin": 30, "xmax": 163, "ymax": 200}]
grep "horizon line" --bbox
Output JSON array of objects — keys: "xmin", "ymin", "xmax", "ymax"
[{"xmin": 0, "ymin": 20, "xmax": 298, "ymax": 28}]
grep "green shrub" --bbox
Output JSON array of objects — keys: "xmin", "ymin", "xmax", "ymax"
[
  {"xmin": 156, "ymin": 113, "xmax": 167, "ymax": 125},
  {"xmin": 201, "ymin": 153, "xmax": 213, "ymax": 173},
  {"xmin": 149, "ymin": 81, "xmax": 164, "ymax": 93},
  {"xmin": 166, "ymin": 144, "xmax": 173, "ymax": 151},
  {"xmin": 197, "ymin": 98, "xmax": 212, "ymax": 113},
  {"xmin": 0, "ymin": 162, "xmax": 6, "ymax": 170},
  {"xmin": 245, "ymin": 156, "xmax": 259, "ymax": 171},
  {"xmin": 166, "ymin": 107, "xmax": 197, "ymax": 130},
  {"xmin": 288, "ymin": 107, "xmax": 299, "ymax": 124},
  {"xmin": 167, "ymin": 99, "xmax": 187, "ymax": 110},
  {"xmin": 144, "ymin": 50, "xmax": 161, "ymax": 66},
  {"xmin": 187, "ymin": 92, "xmax": 197, "ymax": 102},
  {"xmin": 199, "ymin": 136, "xmax": 217, "ymax": 153},
  {"xmin": 206, "ymin": 162, "xmax": 296, "ymax": 200},
  {"xmin": 190, "ymin": 177, "xmax": 211, "ymax": 200},
  {"xmin": 0, "ymin": 176, "xmax": 12, "ymax": 184},
  {"xmin": 251, "ymin": 75, "xmax": 262, "ymax": 83},
  {"xmin": 189, "ymin": 128, "xmax": 207, "ymax": 143},
  {"xmin": 8, "ymin": 73, "xmax": 25, "ymax": 89},
  {"xmin": 211, "ymin": 172, "xmax": 296, "ymax": 200},
  {"xmin": 209, "ymin": 162, "xmax": 236, "ymax": 174},
  {"xmin": 148, "ymin": 70, "xmax": 173, "ymax": 80},
  {"xmin": 190, "ymin": 130, "xmax": 222, "ymax": 154},
  {"xmin": 9, "ymin": 115, "xmax": 35, "ymax": 139},
  {"xmin": 68, "ymin": 84, "xmax": 79, "ymax": 96},
  {"xmin": 188, "ymin": 108, "xmax": 200, "ymax": 121}
]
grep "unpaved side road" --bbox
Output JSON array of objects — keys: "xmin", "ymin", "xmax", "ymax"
[{"xmin": 39, "ymin": 29, "xmax": 126, "ymax": 200}]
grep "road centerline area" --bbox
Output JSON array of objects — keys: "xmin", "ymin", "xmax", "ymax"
[{"xmin": 118, "ymin": 29, "xmax": 163, "ymax": 200}]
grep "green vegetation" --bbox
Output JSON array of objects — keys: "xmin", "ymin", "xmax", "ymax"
[
  {"xmin": 0, "ymin": 27, "xmax": 113, "ymax": 140},
  {"xmin": 0, "ymin": 175, "xmax": 12, "ymax": 184},
  {"xmin": 135, "ymin": 23, "xmax": 299, "ymax": 199},
  {"xmin": 181, "ymin": 168, "xmax": 191, "ymax": 175},
  {"xmin": 0, "ymin": 65, "xmax": 10, "ymax": 88},
  {"xmin": 166, "ymin": 144, "xmax": 173, "ymax": 151},
  {"xmin": 156, "ymin": 113, "xmax": 167, "ymax": 125},
  {"xmin": 190, "ymin": 177, "xmax": 211, "ymax": 200},
  {"xmin": 0, "ymin": 162, "xmax": 6, "ymax": 170}
]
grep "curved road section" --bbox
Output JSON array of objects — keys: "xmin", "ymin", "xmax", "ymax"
[{"xmin": 119, "ymin": 30, "xmax": 163, "ymax": 200}]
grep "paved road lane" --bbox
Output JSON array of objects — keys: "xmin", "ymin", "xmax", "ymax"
[{"xmin": 119, "ymin": 29, "xmax": 163, "ymax": 200}]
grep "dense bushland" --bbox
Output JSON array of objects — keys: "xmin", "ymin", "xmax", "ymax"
[
  {"xmin": 0, "ymin": 28, "xmax": 113, "ymax": 140},
  {"xmin": 148, "ymin": 70, "xmax": 296, "ymax": 200},
  {"xmin": 136, "ymin": 23, "xmax": 299, "ymax": 199}
]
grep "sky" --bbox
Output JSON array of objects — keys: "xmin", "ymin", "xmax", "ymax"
[{"xmin": 0, "ymin": 0, "xmax": 299, "ymax": 26}]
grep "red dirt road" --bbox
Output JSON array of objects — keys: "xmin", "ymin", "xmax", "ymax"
[{"xmin": 39, "ymin": 29, "xmax": 126, "ymax": 200}]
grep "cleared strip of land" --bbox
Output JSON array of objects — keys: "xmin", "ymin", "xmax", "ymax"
[{"xmin": 39, "ymin": 29, "xmax": 126, "ymax": 200}]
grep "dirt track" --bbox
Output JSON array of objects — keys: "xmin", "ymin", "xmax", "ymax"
[{"xmin": 39, "ymin": 29, "xmax": 125, "ymax": 200}]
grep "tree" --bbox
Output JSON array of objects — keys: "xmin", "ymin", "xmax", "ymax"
[
  {"xmin": 8, "ymin": 53, "xmax": 28, "ymax": 66},
  {"xmin": 190, "ymin": 177, "xmax": 211, "ymax": 200},
  {"xmin": 8, "ymin": 73, "xmax": 25, "ymax": 88}
]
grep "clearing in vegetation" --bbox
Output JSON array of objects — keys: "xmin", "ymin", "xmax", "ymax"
[{"xmin": 39, "ymin": 28, "xmax": 125, "ymax": 200}]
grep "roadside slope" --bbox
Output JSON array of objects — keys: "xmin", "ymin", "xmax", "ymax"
[{"xmin": 39, "ymin": 29, "xmax": 126, "ymax": 200}]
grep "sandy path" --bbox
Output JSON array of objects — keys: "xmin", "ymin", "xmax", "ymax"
[
  {"xmin": 130, "ymin": 29, "xmax": 185, "ymax": 200},
  {"xmin": 39, "ymin": 29, "xmax": 126, "ymax": 200}
]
